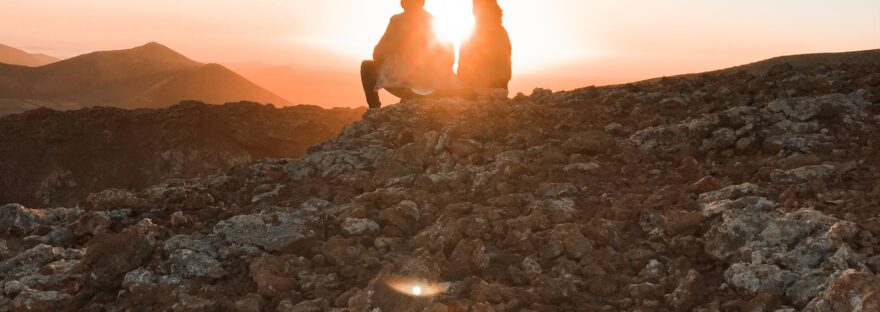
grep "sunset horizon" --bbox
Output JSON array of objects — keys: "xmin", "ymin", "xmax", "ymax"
[
  {"xmin": 2, "ymin": 1, "xmax": 880, "ymax": 311},
  {"xmin": 3, "ymin": 0, "xmax": 877, "ymax": 107}
]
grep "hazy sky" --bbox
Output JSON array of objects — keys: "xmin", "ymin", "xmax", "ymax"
[{"xmin": 2, "ymin": 0, "xmax": 879, "ymax": 81}]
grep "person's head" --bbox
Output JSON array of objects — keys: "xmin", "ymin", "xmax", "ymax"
[
  {"xmin": 473, "ymin": 0, "xmax": 503, "ymax": 24},
  {"xmin": 401, "ymin": 0, "xmax": 425, "ymax": 12}
]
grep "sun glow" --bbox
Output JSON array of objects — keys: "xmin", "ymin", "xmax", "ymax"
[
  {"xmin": 426, "ymin": 0, "xmax": 475, "ymax": 45},
  {"xmin": 385, "ymin": 277, "xmax": 445, "ymax": 297}
]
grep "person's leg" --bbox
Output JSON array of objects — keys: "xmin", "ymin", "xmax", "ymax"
[
  {"xmin": 360, "ymin": 60, "xmax": 382, "ymax": 109},
  {"xmin": 386, "ymin": 88, "xmax": 420, "ymax": 101}
]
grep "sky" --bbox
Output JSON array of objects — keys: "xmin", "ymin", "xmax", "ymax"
[{"xmin": 1, "ymin": 0, "xmax": 879, "ymax": 89}]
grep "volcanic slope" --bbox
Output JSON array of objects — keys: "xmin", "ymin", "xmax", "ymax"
[
  {"xmin": 0, "ymin": 101, "xmax": 365, "ymax": 208},
  {"xmin": 1, "ymin": 54, "xmax": 879, "ymax": 311}
]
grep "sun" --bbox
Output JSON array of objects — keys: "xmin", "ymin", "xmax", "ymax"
[{"xmin": 426, "ymin": 0, "xmax": 475, "ymax": 45}]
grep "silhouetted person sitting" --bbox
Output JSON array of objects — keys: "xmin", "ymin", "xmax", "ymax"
[
  {"xmin": 361, "ymin": 0, "xmax": 461, "ymax": 109},
  {"xmin": 458, "ymin": 0, "xmax": 512, "ymax": 99}
]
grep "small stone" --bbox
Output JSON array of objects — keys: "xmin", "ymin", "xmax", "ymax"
[
  {"xmin": 562, "ymin": 131, "xmax": 614, "ymax": 155},
  {"xmin": 233, "ymin": 293, "xmax": 265, "ymax": 312},
  {"xmin": 122, "ymin": 268, "xmax": 158, "ymax": 293},
  {"xmin": 447, "ymin": 239, "xmax": 490, "ymax": 277},
  {"xmin": 522, "ymin": 257, "xmax": 542, "ymax": 275},
  {"xmin": 724, "ymin": 263, "xmax": 798, "ymax": 294},
  {"xmin": 341, "ymin": 218, "xmax": 381, "ymax": 236},
  {"xmin": 170, "ymin": 211, "xmax": 189, "ymax": 227},
  {"xmin": 277, "ymin": 298, "xmax": 329, "ymax": 312},
  {"xmin": 639, "ymin": 259, "xmax": 666, "ymax": 281},
  {"xmin": 249, "ymin": 254, "xmax": 297, "ymax": 298},
  {"xmin": 697, "ymin": 183, "xmax": 760, "ymax": 208},
  {"xmin": 173, "ymin": 293, "xmax": 216, "ymax": 312},
  {"xmin": 12, "ymin": 289, "xmax": 71, "ymax": 312},
  {"xmin": 664, "ymin": 270, "xmax": 705, "ymax": 312},
  {"xmin": 550, "ymin": 224, "xmax": 594, "ymax": 260},
  {"xmin": 166, "ymin": 249, "xmax": 227, "ymax": 279},
  {"xmin": 563, "ymin": 162, "xmax": 600, "ymax": 173}
]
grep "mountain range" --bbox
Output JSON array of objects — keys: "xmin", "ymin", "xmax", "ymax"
[
  {"xmin": 0, "ymin": 42, "xmax": 290, "ymax": 114},
  {"xmin": 0, "ymin": 43, "xmax": 59, "ymax": 67}
]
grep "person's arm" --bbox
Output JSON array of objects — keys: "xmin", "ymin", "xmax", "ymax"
[
  {"xmin": 500, "ymin": 28, "xmax": 513, "ymax": 83},
  {"xmin": 373, "ymin": 16, "xmax": 401, "ymax": 62}
]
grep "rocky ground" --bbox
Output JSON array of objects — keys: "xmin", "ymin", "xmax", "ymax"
[
  {"xmin": 1, "ymin": 60, "xmax": 879, "ymax": 311},
  {"xmin": 0, "ymin": 101, "xmax": 365, "ymax": 207}
]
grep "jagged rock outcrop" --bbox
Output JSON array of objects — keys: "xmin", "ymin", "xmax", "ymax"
[
  {"xmin": 0, "ymin": 101, "xmax": 365, "ymax": 207},
  {"xmin": 0, "ymin": 59, "xmax": 878, "ymax": 311}
]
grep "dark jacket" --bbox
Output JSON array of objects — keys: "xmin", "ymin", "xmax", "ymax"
[
  {"xmin": 458, "ymin": 23, "xmax": 512, "ymax": 90},
  {"xmin": 372, "ymin": 10, "xmax": 459, "ymax": 91}
]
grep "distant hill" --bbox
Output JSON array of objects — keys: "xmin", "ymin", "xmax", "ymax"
[
  {"xmin": 0, "ymin": 42, "xmax": 290, "ymax": 114},
  {"xmin": 716, "ymin": 49, "xmax": 880, "ymax": 75},
  {"xmin": 642, "ymin": 49, "xmax": 880, "ymax": 83},
  {"xmin": 0, "ymin": 43, "xmax": 60, "ymax": 67}
]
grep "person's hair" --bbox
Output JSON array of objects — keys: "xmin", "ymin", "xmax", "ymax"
[
  {"xmin": 473, "ymin": 0, "xmax": 503, "ymax": 24},
  {"xmin": 401, "ymin": 0, "xmax": 425, "ymax": 11}
]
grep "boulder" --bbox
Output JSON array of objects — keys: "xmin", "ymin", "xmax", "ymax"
[
  {"xmin": 341, "ymin": 218, "xmax": 381, "ymax": 236},
  {"xmin": 11, "ymin": 289, "xmax": 71, "ymax": 312},
  {"xmin": 214, "ymin": 200, "xmax": 331, "ymax": 251},
  {"xmin": 249, "ymin": 254, "xmax": 298, "ymax": 298}
]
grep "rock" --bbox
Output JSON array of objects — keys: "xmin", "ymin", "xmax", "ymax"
[
  {"xmin": 11, "ymin": 289, "xmax": 71, "ymax": 312},
  {"xmin": 163, "ymin": 234, "xmax": 222, "ymax": 259},
  {"xmin": 0, "ymin": 204, "xmax": 80, "ymax": 236},
  {"xmin": 522, "ymin": 257, "xmax": 542, "ymax": 276},
  {"xmin": 804, "ymin": 270, "xmax": 880, "ymax": 312},
  {"xmin": 549, "ymin": 224, "xmax": 593, "ymax": 260},
  {"xmin": 0, "ymin": 204, "xmax": 45, "ymax": 236},
  {"xmin": 563, "ymin": 131, "xmax": 614, "ymax": 155},
  {"xmin": 639, "ymin": 259, "xmax": 666, "ymax": 281},
  {"xmin": 249, "ymin": 254, "xmax": 298, "ymax": 298},
  {"xmin": 277, "ymin": 298, "xmax": 329, "ymax": 312},
  {"xmin": 69, "ymin": 211, "xmax": 113, "ymax": 237},
  {"xmin": 173, "ymin": 293, "xmax": 216, "ymax": 312},
  {"xmin": 214, "ymin": 200, "xmax": 330, "ymax": 251},
  {"xmin": 664, "ymin": 270, "xmax": 705, "ymax": 312},
  {"xmin": 537, "ymin": 183, "xmax": 578, "ymax": 198},
  {"xmin": 771, "ymin": 164, "xmax": 837, "ymax": 184},
  {"xmin": 701, "ymin": 195, "xmax": 776, "ymax": 218},
  {"xmin": 562, "ymin": 162, "xmax": 600, "ymax": 173},
  {"xmin": 378, "ymin": 200, "xmax": 420, "ymax": 236},
  {"xmin": 447, "ymin": 239, "xmax": 490, "ymax": 277},
  {"xmin": 85, "ymin": 189, "xmax": 146, "ymax": 210},
  {"xmin": 531, "ymin": 198, "xmax": 576, "ymax": 224},
  {"xmin": 605, "ymin": 122, "xmax": 625, "ymax": 135},
  {"xmin": 233, "ymin": 294, "xmax": 265, "ymax": 312},
  {"xmin": 725, "ymin": 263, "xmax": 798, "ymax": 294},
  {"xmin": 166, "ymin": 249, "xmax": 226, "ymax": 279},
  {"xmin": 341, "ymin": 218, "xmax": 381, "ymax": 236},
  {"xmin": 122, "ymin": 268, "xmax": 158, "ymax": 293},
  {"xmin": 79, "ymin": 227, "xmax": 155, "ymax": 289},
  {"xmin": 0, "ymin": 244, "xmax": 63, "ymax": 277},
  {"xmin": 663, "ymin": 210, "xmax": 702, "ymax": 237},
  {"xmin": 696, "ymin": 183, "xmax": 760, "ymax": 208}
]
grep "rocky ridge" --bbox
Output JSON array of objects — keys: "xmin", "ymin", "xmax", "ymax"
[
  {"xmin": 1, "ymin": 60, "xmax": 879, "ymax": 311},
  {"xmin": 0, "ymin": 101, "xmax": 365, "ymax": 207}
]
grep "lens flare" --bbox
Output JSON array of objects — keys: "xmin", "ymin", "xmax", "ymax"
[{"xmin": 385, "ymin": 277, "xmax": 444, "ymax": 297}]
